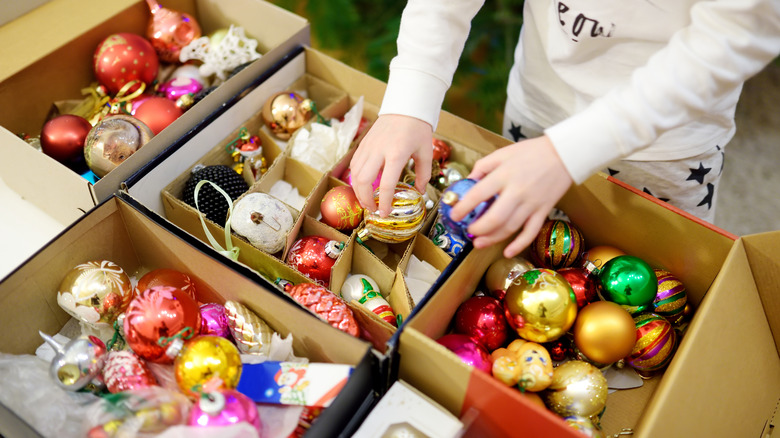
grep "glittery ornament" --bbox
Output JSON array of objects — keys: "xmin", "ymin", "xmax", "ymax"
[
  {"xmin": 93, "ymin": 33, "xmax": 159, "ymax": 95},
  {"xmin": 557, "ymin": 264, "xmax": 600, "ymax": 309},
  {"xmin": 103, "ymin": 350, "xmax": 158, "ymax": 393},
  {"xmin": 503, "ymin": 269, "xmax": 577, "ymax": 343},
  {"xmin": 428, "ymin": 215, "xmax": 467, "ymax": 258},
  {"xmin": 56, "ymin": 260, "xmax": 134, "ymax": 329},
  {"xmin": 286, "ymin": 236, "xmax": 344, "ymax": 287},
  {"xmin": 321, "ymin": 185, "xmax": 363, "ymax": 232},
  {"xmin": 40, "ymin": 114, "xmax": 92, "ymax": 167},
  {"xmin": 133, "ymin": 96, "xmax": 183, "ymax": 135},
  {"xmin": 438, "ymin": 178, "xmax": 495, "ymax": 240},
  {"xmin": 183, "ymin": 165, "xmax": 249, "ymax": 224},
  {"xmin": 436, "ymin": 334, "xmax": 493, "ymax": 374},
  {"xmin": 200, "ymin": 303, "xmax": 232, "ymax": 339},
  {"xmin": 231, "ymin": 193, "xmax": 294, "ymax": 254},
  {"xmin": 84, "ymin": 115, "xmax": 153, "ymax": 178},
  {"xmin": 175, "ymin": 335, "xmax": 242, "ymax": 398},
  {"xmin": 261, "ymin": 91, "xmax": 314, "ymax": 140},
  {"xmin": 188, "ymin": 389, "xmax": 261, "ymax": 431},
  {"xmin": 573, "ymin": 301, "xmax": 637, "ymax": 365},
  {"xmin": 359, "ymin": 182, "xmax": 426, "ymax": 244},
  {"xmin": 653, "ymin": 269, "xmax": 688, "ymax": 325},
  {"xmin": 626, "ymin": 313, "xmax": 677, "ymax": 375},
  {"xmin": 598, "ymin": 255, "xmax": 658, "ymax": 315},
  {"xmin": 136, "ymin": 268, "xmax": 196, "ymax": 300},
  {"xmin": 145, "ymin": 0, "xmax": 202, "ymax": 63},
  {"xmin": 530, "ymin": 219, "xmax": 585, "ymax": 270},
  {"xmin": 287, "ymin": 283, "xmax": 360, "ymax": 337},
  {"xmin": 39, "ymin": 332, "xmax": 107, "ymax": 392},
  {"xmin": 223, "ymin": 300, "xmax": 274, "ymax": 355},
  {"xmin": 542, "ymin": 360, "xmax": 608, "ymax": 418},
  {"xmin": 454, "ymin": 296, "xmax": 508, "ymax": 351},
  {"xmin": 483, "ymin": 256, "xmax": 535, "ymax": 301}
]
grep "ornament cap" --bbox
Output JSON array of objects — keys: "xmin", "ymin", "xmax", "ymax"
[
  {"xmin": 165, "ymin": 337, "xmax": 185, "ymax": 359},
  {"xmin": 325, "ymin": 241, "xmax": 345, "ymax": 259},
  {"xmin": 441, "ymin": 191, "xmax": 459, "ymax": 206},
  {"xmin": 199, "ymin": 391, "xmax": 226, "ymax": 415}
]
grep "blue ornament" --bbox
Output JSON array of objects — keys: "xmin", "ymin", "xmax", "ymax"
[
  {"xmin": 438, "ymin": 178, "xmax": 495, "ymax": 240},
  {"xmin": 429, "ymin": 218, "xmax": 466, "ymax": 257}
]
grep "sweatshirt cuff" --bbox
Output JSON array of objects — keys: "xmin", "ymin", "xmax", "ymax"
[{"xmin": 379, "ymin": 67, "xmax": 450, "ymax": 131}]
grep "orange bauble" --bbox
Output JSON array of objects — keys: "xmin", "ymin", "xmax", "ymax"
[
  {"xmin": 134, "ymin": 97, "xmax": 183, "ymax": 135},
  {"xmin": 320, "ymin": 185, "xmax": 363, "ymax": 232},
  {"xmin": 573, "ymin": 301, "xmax": 637, "ymax": 365}
]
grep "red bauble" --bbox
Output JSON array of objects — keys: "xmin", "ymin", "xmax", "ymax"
[
  {"xmin": 454, "ymin": 296, "xmax": 508, "ymax": 351},
  {"xmin": 40, "ymin": 115, "xmax": 92, "ymax": 165},
  {"xmin": 124, "ymin": 285, "xmax": 201, "ymax": 363},
  {"xmin": 431, "ymin": 138, "xmax": 452, "ymax": 163},
  {"xmin": 93, "ymin": 33, "xmax": 159, "ymax": 95},
  {"xmin": 136, "ymin": 268, "xmax": 197, "ymax": 300},
  {"xmin": 146, "ymin": 0, "xmax": 202, "ymax": 64},
  {"xmin": 287, "ymin": 283, "xmax": 360, "ymax": 337},
  {"xmin": 133, "ymin": 97, "xmax": 183, "ymax": 135},
  {"xmin": 286, "ymin": 236, "xmax": 342, "ymax": 288},
  {"xmin": 436, "ymin": 334, "xmax": 493, "ymax": 374},
  {"xmin": 557, "ymin": 266, "xmax": 600, "ymax": 309},
  {"xmin": 320, "ymin": 186, "xmax": 363, "ymax": 232}
]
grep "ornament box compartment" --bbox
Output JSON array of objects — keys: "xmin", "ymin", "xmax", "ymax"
[
  {"xmin": 393, "ymin": 173, "xmax": 739, "ymax": 437},
  {"xmin": 0, "ymin": 194, "xmax": 379, "ymax": 438},
  {"xmin": 0, "ymin": 0, "xmax": 310, "ymax": 203}
]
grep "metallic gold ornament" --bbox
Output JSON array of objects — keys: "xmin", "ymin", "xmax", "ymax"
[
  {"xmin": 626, "ymin": 313, "xmax": 677, "ymax": 376},
  {"xmin": 484, "ymin": 256, "xmax": 535, "ymax": 300},
  {"xmin": 224, "ymin": 300, "xmax": 275, "ymax": 355},
  {"xmin": 56, "ymin": 260, "xmax": 134, "ymax": 329},
  {"xmin": 358, "ymin": 182, "xmax": 425, "ymax": 244},
  {"xmin": 542, "ymin": 360, "xmax": 608, "ymax": 418},
  {"xmin": 598, "ymin": 255, "xmax": 658, "ymax": 315},
  {"xmin": 503, "ymin": 269, "xmax": 577, "ymax": 343},
  {"xmin": 530, "ymin": 219, "xmax": 585, "ymax": 270},
  {"xmin": 84, "ymin": 115, "xmax": 153, "ymax": 178},
  {"xmin": 653, "ymin": 269, "xmax": 688, "ymax": 325},
  {"xmin": 262, "ymin": 91, "xmax": 314, "ymax": 140},
  {"xmin": 582, "ymin": 245, "xmax": 626, "ymax": 270},
  {"xmin": 174, "ymin": 335, "xmax": 242, "ymax": 398},
  {"xmin": 573, "ymin": 301, "xmax": 637, "ymax": 365},
  {"xmin": 563, "ymin": 416, "xmax": 606, "ymax": 437}
]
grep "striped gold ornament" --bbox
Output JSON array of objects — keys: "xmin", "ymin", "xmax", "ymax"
[
  {"xmin": 530, "ymin": 219, "xmax": 585, "ymax": 270},
  {"xmin": 625, "ymin": 313, "xmax": 677, "ymax": 375},
  {"xmin": 653, "ymin": 269, "xmax": 688, "ymax": 325},
  {"xmin": 358, "ymin": 182, "xmax": 425, "ymax": 244}
]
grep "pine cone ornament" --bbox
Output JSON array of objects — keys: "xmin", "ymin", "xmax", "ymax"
[
  {"xmin": 287, "ymin": 283, "xmax": 359, "ymax": 337},
  {"xmin": 103, "ymin": 350, "xmax": 158, "ymax": 393},
  {"xmin": 183, "ymin": 164, "xmax": 248, "ymax": 224}
]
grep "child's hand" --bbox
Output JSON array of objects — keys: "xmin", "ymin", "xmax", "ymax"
[
  {"xmin": 449, "ymin": 135, "xmax": 573, "ymax": 258},
  {"xmin": 350, "ymin": 114, "xmax": 433, "ymax": 217}
]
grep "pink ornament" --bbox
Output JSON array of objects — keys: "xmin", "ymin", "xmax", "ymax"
[
  {"xmin": 103, "ymin": 350, "xmax": 158, "ymax": 393},
  {"xmin": 158, "ymin": 76, "xmax": 204, "ymax": 101},
  {"xmin": 436, "ymin": 334, "xmax": 493, "ymax": 374},
  {"xmin": 454, "ymin": 296, "xmax": 508, "ymax": 351},
  {"xmin": 341, "ymin": 167, "xmax": 381, "ymax": 191},
  {"xmin": 200, "ymin": 303, "xmax": 232, "ymax": 339},
  {"xmin": 145, "ymin": 0, "xmax": 202, "ymax": 64},
  {"xmin": 188, "ymin": 389, "xmax": 261, "ymax": 431}
]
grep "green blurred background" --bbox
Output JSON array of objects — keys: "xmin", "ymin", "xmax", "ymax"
[{"xmin": 269, "ymin": 0, "xmax": 524, "ymax": 134}]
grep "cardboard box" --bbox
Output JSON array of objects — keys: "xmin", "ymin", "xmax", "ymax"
[
  {"xmin": 0, "ymin": 0, "xmax": 309, "ymax": 203},
  {"xmin": 0, "ymin": 194, "xmax": 379, "ymax": 437}
]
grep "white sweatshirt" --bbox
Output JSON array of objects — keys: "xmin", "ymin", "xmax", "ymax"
[{"xmin": 379, "ymin": 0, "xmax": 780, "ymax": 184}]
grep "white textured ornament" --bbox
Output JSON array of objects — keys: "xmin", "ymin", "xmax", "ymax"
[
  {"xmin": 231, "ymin": 193, "xmax": 294, "ymax": 253},
  {"xmin": 179, "ymin": 25, "xmax": 262, "ymax": 80}
]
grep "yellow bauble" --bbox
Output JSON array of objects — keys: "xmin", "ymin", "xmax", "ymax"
[
  {"xmin": 573, "ymin": 301, "xmax": 637, "ymax": 364},
  {"xmin": 543, "ymin": 360, "xmax": 608, "ymax": 418},
  {"xmin": 504, "ymin": 269, "xmax": 578, "ymax": 343},
  {"xmin": 174, "ymin": 335, "xmax": 242, "ymax": 398},
  {"xmin": 484, "ymin": 256, "xmax": 535, "ymax": 294},
  {"xmin": 583, "ymin": 245, "xmax": 626, "ymax": 270}
]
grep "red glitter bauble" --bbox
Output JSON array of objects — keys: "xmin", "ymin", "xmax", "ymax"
[
  {"xmin": 287, "ymin": 283, "xmax": 359, "ymax": 337},
  {"xmin": 454, "ymin": 296, "xmax": 508, "ymax": 351},
  {"xmin": 286, "ymin": 236, "xmax": 342, "ymax": 288},
  {"xmin": 133, "ymin": 96, "xmax": 183, "ymax": 135},
  {"xmin": 320, "ymin": 186, "xmax": 363, "ymax": 232},
  {"xmin": 93, "ymin": 33, "xmax": 159, "ymax": 95},
  {"xmin": 40, "ymin": 115, "xmax": 92, "ymax": 166}
]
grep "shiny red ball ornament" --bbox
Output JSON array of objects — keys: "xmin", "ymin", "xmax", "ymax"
[
  {"xmin": 133, "ymin": 96, "xmax": 183, "ymax": 135},
  {"xmin": 431, "ymin": 138, "xmax": 452, "ymax": 163},
  {"xmin": 436, "ymin": 334, "xmax": 493, "ymax": 374},
  {"xmin": 530, "ymin": 219, "xmax": 585, "ymax": 270},
  {"xmin": 93, "ymin": 33, "xmax": 159, "ymax": 95},
  {"xmin": 454, "ymin": 296, "xmax": 508, "ymax": 351},
  {"xmin": 557, "ymin": 265, "xmax": 600, "ymax": 309},
  {"xmin": 287, "ymin": 283, "xmax": 360, "ymax": 337},
  {"xmin": 543, "ymin": 337, "xmax": 574, "ymax": 362},
  {"xmin": 145, "ymin": 0, "xmax": 202, "ymax": 64},
  {"xmin": 135, "ymin": 268, "xmax": 197, "ymax": 301},
  {"xmin": 124, "ymin": 285, "xmax": 201, "ymax": 363},
  {"xmin": 286, "ymin": 236, "xmax": 343, "ymax": 288},
  {"xmin": 320, "ymin": 185, "xmax": 363, "ymax": 232},
  {"xmin": 40, "ymin": 115, "xmax": 92, "ymax": 166}
]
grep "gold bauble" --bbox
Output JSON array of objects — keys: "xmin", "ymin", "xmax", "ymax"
[
  {"xmin": 543, "ymin": 360, "xmax": 608, "ymax": 418},
  {"xmin": 359, "ymin": 182, "xmax": 425, "ymax": 243},
  {"xmin": 503, "ymin": 269, "xmax": 578, "ymax": 343},
  {"xmin": 174, "ymin": 335, "xmax": 242, "ymax": 398},
  {"xmin": 84, "ymin": 115, "xmax": 153, "ymax": 178},
  {"xmin": 484, "ymin": 256, "xmax": 535, "ymax": 294},
  {"xmin": 56, "ymin": 260, "xmax": 133, "ymax": 328},
  {"xmin": 573, "ymin": 301, "xmax": 637, "ymax": 364},
  {"xmin": 262, "ymin": 91, "xmax": 314, "ymax": 140},
  {"xmin": 582, "ymin": 245, "xmax": 626, "ymax": 270}
]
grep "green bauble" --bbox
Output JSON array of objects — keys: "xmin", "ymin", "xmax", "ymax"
[{"xmin": 597, "ymin": 255, "xmax": 657, "ymax": 314}]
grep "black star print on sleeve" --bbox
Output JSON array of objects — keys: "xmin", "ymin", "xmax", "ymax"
[
  {"xmin": 686, "ymin": 162, "xmax": 711, "ymax": 184},
  {"xmin": 643, "ymin": 187, "xmax": 670, "ymax": 203},
  {"xmin": 697, "ymin": 183, "xmax": 715, "ymax": 210},
  {"xmin": 508, "ymin": 123, "xmax": 525, "ymax": 142}
]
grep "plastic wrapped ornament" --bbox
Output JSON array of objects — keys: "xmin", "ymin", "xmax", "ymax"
[
  {"xmin": 583, "ymin": 245, "xmax": 626, "ymax": 270},
  {"xmin": 93, "ymin": 33, "xmax": 159, "ymax": 95},
  {"xmin": 428, "ymin": 214, "xmax": 467, "ymax": 258},
  {"xmin": 56, "ymin": 260, "xmax": 134, "ymax": 330},
  {"xmin": 124, "ymin": 285, "xmax": 202, "ymax": 363},
  {"xmin": 86, "ymin": 387, "xmax": 189, "ymax": 437},
  {"xmin": 438, "ymin": 178, "xmax": 495, "ymax": 240},
  {"xmin": 557, "ymin": 263, "xmax": 601, "ymax": 309},
  {"xmin": 625, "ymin": 313, "xmax": 677, "ymax": 376},
  {"xmin": 286, "ymin": 282, "xmax": 360, "ymax": 337},
  {"xmin": 542, "ymin": 360, "xmax": 608, "ymax": 419},
  {"xmin": 262, "ymin": 91, "xmax": 314, "ymax": 140},
  {"xmin": 175, "ymin": 335, "xmax": 243, "ymax": 398},
  {"xmin": 40, "ymin": 114, "xmax": 92, "ymax": 167},
  {"xmin": 483, "ymin": 256, "xmax": 535, "ymax": 301},
  {"xmin": 38, "ymin": 332, "xmax": 107, "ymax": 391},
  {"xmin": 358, "ymin": 182, "xmax": 426, "ymax": 244},
  {"xmin": 133, "ymin": 96, "xmax": 183, "ymax": 135},
  {"xmin": 145, "ymin": 0, "xmax": 202, "ymax": 63},
  {"xmin": 179, "ymin": 25, "xmax": 261, "ymax": 80},
  {"xmin": 598, "ymin": 255, "xmax": 658, "ymax": 315},
  {"xmin": 84, "ymin": 115, "xmax": 153, "ymax": 178},
  {"xmin": 183, "ymin": 164, "xmax": 250, "ymax": 224},
  {"xmin": 200, "ymin": 303, "xmax": 232, "ymax": 339},
  {"xmin": 224, "ymin": 300, "xmax": 274, "ymax": 355},
  {"xmin": 340, "ymin": 274, "xmax": 381, "ymax": 301},
  {"xmin": 572, "ymin": 301, "xmax": 637, "ymax": 365},
  {"xmin": 503, "ymin": 269, "xmax": 577, "ymax": 343},
  {"xmin": 286, "ymin": 236, "xmax": 344, "ymax": 287},
  {"xmin": 320, "ymin": 185, "xmax": 363, "ymax": 232},
  {"xmin": 436, "ymin": 334, "xmax": 493, "ymax": 374},
  {"xmin": 136, "ymin": 268, "xmax": 197, "ymax": 300},
  {"xmin": 188, "ymin": 389, "xmax": 261, "ymax": 431},
  {"xmin": 454, "ymin": 296, "xmax": 508, "ymax": 351},
  {"xmin": 530, "ymin": 219, "xmax": 585, "ymax": 270},
  {"xmin": 653, "ymin": 269, "xmax": 688, "ymax": 325},
  {"xmin": 351, "ymin": 278, "xmax": 397, "ymax": 327},
  {"xmin": 231, "ymin": 193, "xmax": 294, "ymax": 254},
  {"xmin": 103, "ymin": 350, "xmax": 158, "ymax": 393}
]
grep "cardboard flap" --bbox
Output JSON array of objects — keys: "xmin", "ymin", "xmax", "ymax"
[{"xmin": 742, "ymin": 231, "xmax": 780, "ymax": 355}]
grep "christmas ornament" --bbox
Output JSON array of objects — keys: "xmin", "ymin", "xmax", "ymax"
[
  {"xmin": 492, "ymin": 354, "xmax": 523, "ymax": 387},
  {"xmin": 188, "ymin": 389, "xmax": 261, "ymax": 431},
  {"xmin": 40, "ymin": 114, "xmax": 92, "ymax": 167},
  {"xmin": 133, "ymin": 96, "xmax": 183, "ymax": 135},
  {"xmin": 93, "ymin": 33, "xmax": 159, "ymax": 95},
  {"xmin": 340, "ymin": 274, "xmax": 381, "ymax": 301},
  {"xmin": 262, "ymin": 91, "xmax": 314, "ymax": 140},
  {"xmin": 428, "ymin": 215, "xmax": 467, "ymax": 258},
  {"xmin": 653, "ymin": 269, "xmax": 688, "ymax": 324},
  {"xmin": 286, "ymin": 283, "xmax": 360, "ymax": 337},
  {"xmin": 436, "ymin": 334, "xmax": 493, "ymax": 374},
  {"xmin": 503, "ymin": 269, "xmax": 577, "ymax": 343},
  {"xmin": 136, "ymin": 268, "xmax": 197, "ymax": 300},
  {"xmin": 557, "ymin": 263, "xmax": 600, "ymax": 309},
  {"xmin": 39, "ymin": 332, "xmax": 107, "ymax": 391},
  {"xmin": 199, "ymin": 303, "xmax": 232, "ymax": 339},
  {"xmin": 56, "ymin": 260, "xmax": 133, "ymax": 329},
  {"xmin": 598, "ymin": 255, "xmax": 658, "ymax": 314},
  {"xmin": 484, "ymin": 256, "xmax": 535, "ymax": 301},
  {"xmin": 86, "ymin": 387, "xmax": 189, "ymax": 437},
  {"xmin": 84, "ymin": 115, "xmax": 153, "ymax": 178},
  {"xmin": 225, "ymin": 128, "xmax": 266, "ymax": 178},
  {"xmin": 224, "ymin": 300, "xmax": 274, "ymax": 355},
  {"xmin": 544, "ymin": 336, "xmax": 575, "ymax": 362},
  {"xmin": 542, "ymin": 360, "xmax": 608, "ymax": 419},
  {"xmin": 626, "ymin": 313, "xmax": 677, "ymax": 375},
  {"xmin": 513, "ymin": 340, "xmax": 554, "ymax": 392},
  {"xmin": 179, "ymin": 25, "xmax": 261, "ymax": 80},
  {"xmin": 563, "ymin": 416, "xmax": 606, "ymax": 438},
  {"xmin": 175, "ymin": 335, "xmax": 242, "ymax": 398},
  {"xmin": 231, "ymin": 192, "xmax": 294, "ymax": 254},
  {"xmin": 124, "ymin": 285, "xmax": 201, "ymax": 363},
  {"xmin": 583, "ymin": 245, "xmax": 626, "ymax": 270},
  {"xmin": 286, "ymin": 236, "xmax": 344, "ymax": 287},
  {"xmin": 438, "ymin": 178, "xmax": 495, "ymax": 240},
  {"xmin": 454, "ymin": 296, "xmax": 508, "ymax": 351},
  {"xmin": 321, "ymin": 185, "xmax": 363, "ymax": 232},
  {"xmin": 353, "ymin": 278, "xmax": 397, "ymax": 327},
  {"xmin": 431, "ymin": 138, "xmax": 451, "ymax": 163},
  {"xmin": 433, "ymin": 161, "xmax": 470, "ymax": 191},
  {"xmin": 572, "ymin": 301, "xmax": 637, "ymax": 365},
  {"xmin": 103, "ymin": 350, "xmax": 158, "ymax": 393},
  {"xmin": 183, "ymin": 164, "xmax": 249, "ymax": 224},
  {"xmin": 341, "ymin": 166, "xmax": 381, "ymax": 192},
  {"xmin": 358, "ymin": 182, "xmax": 426, "ymax": 244},
  {"xmin": 530, "ymin": 219, "xmax": 585, "ymax": 270},
  {"xmin": 145, "ymin": 0, "xmax": 202, "ymax": 64}
]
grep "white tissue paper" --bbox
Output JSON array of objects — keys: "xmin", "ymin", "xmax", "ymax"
[
  {"xmin": 404, "ymin": 255, "xmax": 442, "ymax": 306},
  {"xmin": 269, "ymin": 180, "xmax": 306, "ymax": 212}
]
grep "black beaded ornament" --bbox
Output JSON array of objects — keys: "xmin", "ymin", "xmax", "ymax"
[{"xmin": 183, "ymin": 164, "xmax": 249, "ymax": 224}]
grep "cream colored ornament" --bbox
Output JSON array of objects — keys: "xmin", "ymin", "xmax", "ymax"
[
  {"xmin": 231, "ymin": 193, "xmax": 294, "ymax": 253},
  {"xmin": 224, "ymin": 300, "xmax": 274, "ymax": 356}
]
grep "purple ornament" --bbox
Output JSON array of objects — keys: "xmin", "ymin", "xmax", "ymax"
[
  {"xmin": 189, "ymin": 389, "xmax": 262, "ymax": 430},
  {"xmin": 200, "ymin": 303, "xmax": 232, "ymax": 339},
  {"xmin": 158, "ymin": 76, "xmax": 204, "ymax": 101},
  {"xmin": 436, "ymin": 333, "xmax": 493, "ymax": 374},
  {"xmin": 438, "ymin": 178, "xmax": 495, "ymax": 240}
]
